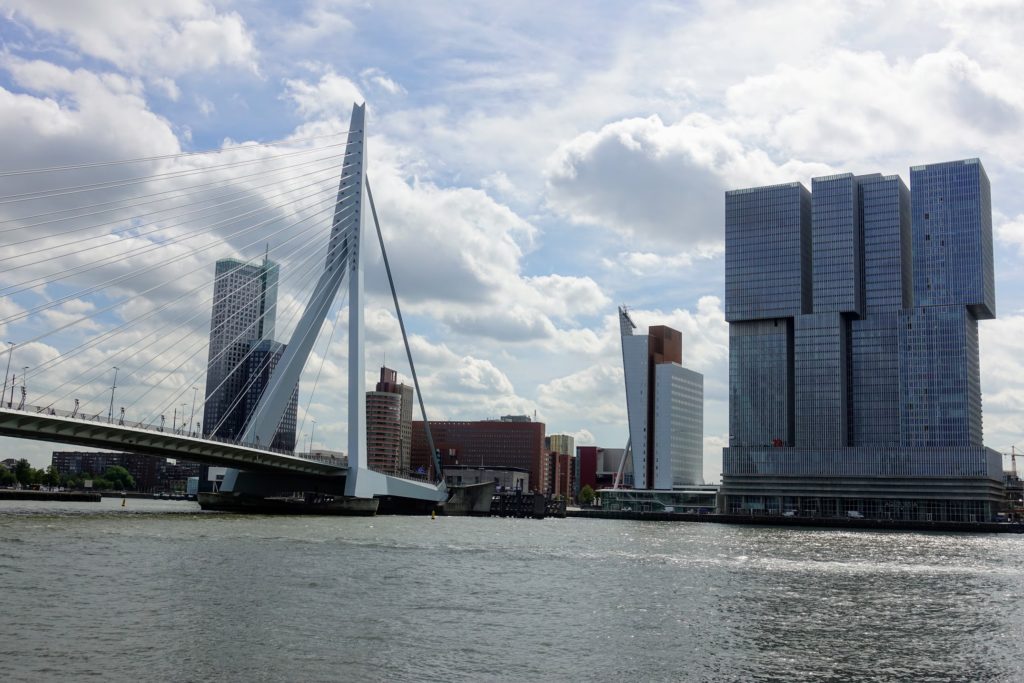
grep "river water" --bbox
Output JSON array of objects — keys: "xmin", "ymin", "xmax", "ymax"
[{"xmin": 1, "ymin": 498, "xmax": 1022, "ymax": 682}]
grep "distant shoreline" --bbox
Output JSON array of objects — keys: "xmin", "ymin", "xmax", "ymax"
[{"xmin": 0, "ymin": 490, "xmax": 101, "ymax": 502}]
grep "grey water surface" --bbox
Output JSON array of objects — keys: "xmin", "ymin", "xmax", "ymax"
[{"xmin": 1, "ymin": 498, "xmax": 1022, "ymax": 682}]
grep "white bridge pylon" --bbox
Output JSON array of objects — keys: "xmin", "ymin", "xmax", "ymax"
[{"xmin": 222, "ymin": 103, "xmax": 444, "ymax": 502}]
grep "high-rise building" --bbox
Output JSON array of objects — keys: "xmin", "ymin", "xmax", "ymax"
[
  {"xmin": 546, "ymin": 434, "xmax": 575, "ymax": 458},
  {"xmin": 202, "ymin": 257, "xmax": 279, "ymax": 440},
  {"xmin": 721, "ymin": 158, "xmax": 1003, "ymax": 520},
  {"xmin": 620, "ymin": 308, "xmax": 704, "ymax": 489},
  {"xmin": 545, "ymin": 434, "xmax": 576, "ymax": 497},
  {"xmin": 245, "ymin": 340, "xmax": 297, "ymax": 451},
  {"xmin": 367, "ymin": 366, "xmax": 414, "ymax": 475}
]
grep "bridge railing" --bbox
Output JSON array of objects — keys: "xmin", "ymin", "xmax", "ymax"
[{"xmin": 0, "ymin": 400, "xmax": 329, "ymax": 464}]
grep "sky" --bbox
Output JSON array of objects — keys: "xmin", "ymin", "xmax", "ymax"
[{"xmin": 2, "ymin": 0, "xmax": 1024, "ymax": 482}]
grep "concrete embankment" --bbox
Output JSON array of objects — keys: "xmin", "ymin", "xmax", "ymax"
[
  {"xmin": 567, "ymin": 509, "xmax": 1024, "ymax": 533},
  {"xmin": 0, "ymin": 490, "xmax": 101, "ymax": 502}
]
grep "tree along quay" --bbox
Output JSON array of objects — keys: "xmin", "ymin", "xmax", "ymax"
[{"xmin": 567, "ymin": 508, "xmax": 1024, "ymax": 533}]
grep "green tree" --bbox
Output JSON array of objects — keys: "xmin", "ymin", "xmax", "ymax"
[
  {"xmin": 0, "ymin": 466, "xmax": 15, "ymax": 487},
  {"xmin": 102, "ymin": 465, "xmax": 135, "ymax": 491},
  {"xmin": 579, "ymin": 484, "xmax": 596, "ymax": 506},
  {"xmin": 43, "ymin": 466, "xmax": 63, "ymax": 488},
  {"xmin": 14, "ymin": 458, "xmax": 33, "ymax": 485}
]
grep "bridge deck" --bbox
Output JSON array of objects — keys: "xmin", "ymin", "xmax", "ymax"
[
  {"xmin": 0, "ymin": 405, "xmax": 344, "ymax": 476},
  {"xmin": 0, "ymin": 406, "xmax": 447, "ymax": 502}
]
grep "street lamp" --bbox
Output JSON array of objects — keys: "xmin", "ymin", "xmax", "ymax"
[
  {"xmin": 189, "ymin": 386, "xmax": 198, "ymax": 436},
  {"xmin": 3, "ymin": 342, "xmax": 13, "ymax": 408},
  {"xmin": 107, "ymin": 367, "xmax": 119, "ymax": 423},
  {"xmin": 180, "ymin": 404, "xmax": 187, "ymax": 434},
  {"xmin": 310, "ymin": 419, "xmax": 316, "ymax": 453}
]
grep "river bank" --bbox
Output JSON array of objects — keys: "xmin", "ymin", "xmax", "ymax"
[
  {"xmin": 0, "ymin": 489, "xmax": 100, "ymax": 502},
  {"xmin": 567, "ymin": 508, "xmax": 1024, "ymax": 533}
]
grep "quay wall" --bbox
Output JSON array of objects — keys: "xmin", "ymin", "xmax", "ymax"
[{"xmin": 567, "ymin": 509, "xmax": 1024, "ymax": 533}]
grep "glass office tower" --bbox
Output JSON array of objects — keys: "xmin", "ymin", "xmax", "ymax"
[{"xmin": 721, "ymin": 159, "xmax": 1004, "ymax": 521}]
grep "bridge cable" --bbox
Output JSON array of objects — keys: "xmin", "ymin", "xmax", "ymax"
[
  {"xmin": 0, "ymin": 178, "xmax": 348, "ymax": 325},
  {"xmin": 0, "ymin": 139, "xmax": 357, "ymax": 205},
  {"xmin": 0, "ymin": 164, "xmax": 350, "ymax": 293},
  {"xmin": 151, "ymin": 252, "xmax": 333, "ymax": 440},
  {"xmin": 155, "ymin": 222, "xmax": 351, "ymax": 435},
  {"xmin": 198, "ymin": 171, "xmax": 364, "ymax": 436},
  {"xmin": 0, "ymin": 129, "xmax": 358, "ymax": 178},
  {"xmin": 32, "ymin": 200, "xmax": 340, "ymax": 411},
  {"xmin": 8, "ymin": 205, "xmax": 337, "ymax": 421},
  {"xmin": 216, "ymin": 241, "xmax": 352, "ymax": 439},
  {"xmin": 366, "ymin": 174, "xmax": 442, "ymax": 482},
  {"xmin": 0, "ymin": 149, "xmax": 352, "ymax": 232},
  {"xmin": 35, "ymin": 197, "xmax": 347, "ymax": 414},
  {"xmin": 135, "ymin": 212, "xmax": 352, "ymax": 429},
  {"xmin": 292, "ymin": 279, "xmax": 347, "ymax": 452}
]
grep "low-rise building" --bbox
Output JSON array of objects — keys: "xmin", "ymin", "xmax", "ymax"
[{"xmin": 443, "ymin": 465, "xmax": 529, "ymax": 492}]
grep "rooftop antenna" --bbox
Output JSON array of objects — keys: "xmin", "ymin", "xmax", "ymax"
[{"xmin": 264, "ymin": 242, "xmax": 269, "ymax": 265}]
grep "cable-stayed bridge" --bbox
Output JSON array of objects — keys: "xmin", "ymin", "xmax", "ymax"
[{"xmin": 0, "ymin": 103, "xmax": 447, "ymax": 514}]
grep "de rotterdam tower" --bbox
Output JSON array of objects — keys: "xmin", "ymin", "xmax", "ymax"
[{"xmin": 721, "ymin": 158, "xmax": 1003, "ymax": 521}]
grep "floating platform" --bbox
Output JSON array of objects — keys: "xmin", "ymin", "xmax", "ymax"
[
  {"xmin": 198, "ymin": 491, "xmax": 378, "ymax": 516},
  {"xmin": 441, "ymin": 481, "xmax": 496, "ymax": 516}
]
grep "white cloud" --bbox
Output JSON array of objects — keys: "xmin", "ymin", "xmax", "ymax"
[
  {"xmin": 2, "ymin": 0, "xmax": 259, "ymax": 77},
  {"xmin": 151, "ymin": 77, "xmax": 180, "ymax": 101},
  {"xmin": 282, "ymin": 71, "xmax": 365, "ymax": 121},
  {"xmin": 980, "ymin": 314, "xmax": 1024, "ymax": 452},
  {"xmin": 0, "ymin": 58, "xmax": 181, "ymax": 171},
  {"xmin": 537, "ymin": 363, "xmax": 625, "ymax": 427},
  {"xmin": 726, "ymin": 48, "xmax": 1023, "ymax": 166},
  {"xmin": 568, "ymin": 428, "xmax": 595, "ymax": 446},
  {"xmin": 276, "ymin": 2, "xmax": 354, "ymax": 49},
  {"xmin": 545, "ymin": 114, "xmax": 831, "ymax": 248},
  {"xmin": 995, "ymin": 213, "xmax": 1024, "ymax": 252},
  {"xmin": 604, "ymin": 246, "xmax": 724, "ymax": 277},
  {"xmin": 360, "ymin": 68, "xmax": 405, "ymax": 96},
  {"xmin": 195, "ymin": 95, "xmax": 215, "ymax": 117}
]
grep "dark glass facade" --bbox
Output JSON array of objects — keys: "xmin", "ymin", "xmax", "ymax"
[
  {"xmin": 811, "ymin": 174, "xmax": 862, "ymax": 315},
  {"xmin": 793, "ymin": 312, "xmax": 848, "ymax": 448},
  {"xmin": 245, "ymin": 340, "xmax": 298, "ymax": 451},
  {"xmin": 202, "ymin": 258, "xmax": 279, "ymax": 440},
  {"xmin": 725, "ymin": 183, "xmax": 811, "ymax": 322},
  {"xmin": 910, "ymin": 159, "xmax": 995, "ymax": 319},
  {"xmin": 728, "ymin": 318, "xmax": 793, "ymax": 447},
  {"xmin": 722, "ymin": 159, "xmax": 1002, "ymax": 520}
]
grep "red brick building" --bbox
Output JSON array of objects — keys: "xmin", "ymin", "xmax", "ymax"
[
  {"xmin": 411, "ymin": 417, "xmax": 546, "ymax": 491},
  {"xmin": 577, "ymin": 446, "xmax": 599, "ymax": 493}
]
